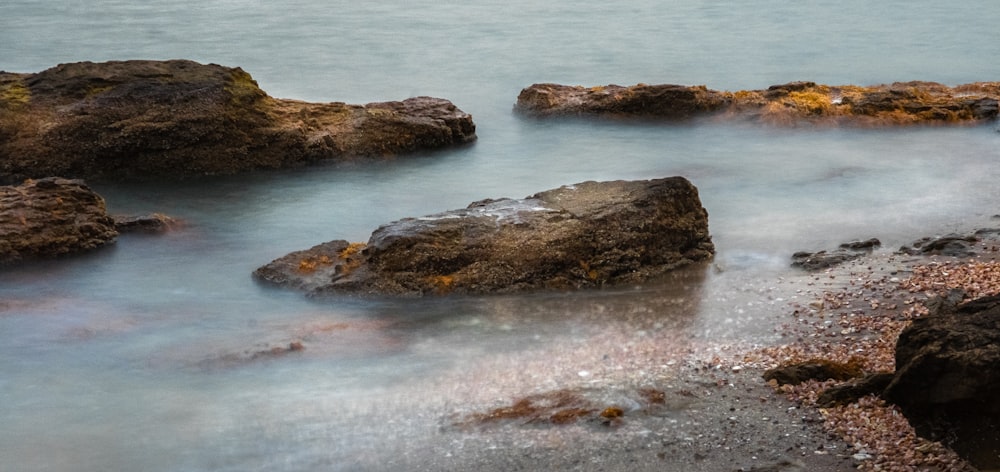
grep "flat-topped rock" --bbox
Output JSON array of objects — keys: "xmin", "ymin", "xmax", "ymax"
[
  {"xmin": 254, "ymin": 177, "xmax": 714, "ymax": 296},
  {"xmin": 515, "ymin": 81, "xmax": 999, "ymax": 126},
  {"xmin": 0, "ymin": 60, "xmax": 476, "ymax": 182}
]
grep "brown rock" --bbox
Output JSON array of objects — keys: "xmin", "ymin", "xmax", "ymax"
[
  {"xmin": 762, "ymin": 358, "xmax": 865, "ymax": 386},
  {"xmin": 883, "ymin": 294, "xmax": 1000, "ymax": 469},
  {"xmin": 254, "ymin": 177, "xmax": 714, "ymax": 296},
  {"xmin": 0, "ymin": 60, "xmax": 476, "ymax": 182},
  {"xmin": 514, "ymin": 80, "xmax": 1000, "ymax": 126},
  {"xmin": 0, "ymin": 177, "xmax": 118, "ymax": 264}
]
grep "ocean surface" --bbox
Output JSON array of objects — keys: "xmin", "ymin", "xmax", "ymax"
[{"xmin": 2, "ymin": 1, "xmax": 999, "ymax": 470}]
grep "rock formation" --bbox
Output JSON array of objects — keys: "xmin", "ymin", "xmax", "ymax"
[
  {"xmin": 515, "ymin": 81, "xmax": 1000, "ymax": 126},
  {"xmin": 883, "ymin": 294, "xmax": 1000, "ymax": 469},
  {"xmin": 0, "ymin": 177, "xmax": 118, "ymax": 264},
  {"xmin": 0, "ymin": 60, "xmax": 476, "ymax": 182},
  {"xmin": 254, "ymin": 177, "xmax": 714, "ymax": 296},
  {"xmin": 791, "ymin": 238, "xmax": 881, "ymax": 271}
]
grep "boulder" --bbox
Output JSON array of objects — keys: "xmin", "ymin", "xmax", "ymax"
[
  {"xmin": 883, "ymin": 294, "xmax": 1000, "ymax": 469},
  {"xmin": 254, "ymin": 177, "xmax": 714, "ymax": 296},
  {"xmin": 0, "ymin": 177, "xmax": 118, "ymax": 263},
  {"xmin": 0, "ymin": 60, "xmax": 476, "ymax": 182},
  {"xmin": 515, "ymin": 81, "xmax": 1000, "ymax": 126}
]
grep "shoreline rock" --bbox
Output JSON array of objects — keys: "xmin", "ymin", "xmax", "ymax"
[
  {"xmin": 255, "ymin": 177, "xmax": 714, "ymax": 296},
  {"xmin": 883, "ymin": 294, "xmax": 1000, "ymax": 470},
  {"xmin": 515, "ymin": 81, "xmax": 1000, "ymax": 126},
  {"xmin": 0, "ymin": 60, "xmax": 476, "ymax": 182}
]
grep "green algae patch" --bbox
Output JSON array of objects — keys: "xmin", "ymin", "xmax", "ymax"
[
  {"xmin": 225, "ymin": 68, "xmax": 269, "ymax": 107},
  {"xmin": 0, "ymin": 76, "xmax": 31, "ymax": 109}
]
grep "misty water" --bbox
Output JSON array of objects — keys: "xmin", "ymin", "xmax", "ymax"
[{"xmin": 2, "ymin": 1, "xmax": 1000, "ymax": 470}]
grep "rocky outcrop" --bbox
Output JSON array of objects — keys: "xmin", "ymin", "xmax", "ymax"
[
  {"xmin": 0, "ymin": 60, "xmax": 476, "ymax": 182},
  {"xmin": 883, "ymin": 294, "xmax": 1000, "ymax": 469},
  {"xmin": 254, "ymin": 177, "xmax": 714, "ymax": 296},
  {"xmin": 515, "ymin": 81, "xmax": 1000, "ymax": 126},
  {"xmin": 0, "ymin": 177, "xmax": 118, "ymax": 263}
]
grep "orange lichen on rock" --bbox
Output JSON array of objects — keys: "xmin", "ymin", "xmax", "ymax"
[{"xmin": 427, "ymin": 274, "xmax": 456, "ymax": 294}]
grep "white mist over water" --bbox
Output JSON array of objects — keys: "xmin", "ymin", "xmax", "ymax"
[{"xmin": 2, "ymin": 1, "xmax": 1000, "ymax": 470}]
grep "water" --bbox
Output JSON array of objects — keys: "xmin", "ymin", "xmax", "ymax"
[{"xmin": 2, "ymin": 1, "xmax": 1000, "ymax": 470}]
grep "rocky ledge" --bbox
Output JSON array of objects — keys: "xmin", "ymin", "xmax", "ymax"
[
  {"xmin": 0, "ymin": 60, "xmax": 476, "ymax": 182},
  {"xmin": 515, "ymin": 81, "xmax": 1000, "ymax": 126},
  {"xmin": 254, "ymin": 177, "xmax": 714, "ymax": 296}
]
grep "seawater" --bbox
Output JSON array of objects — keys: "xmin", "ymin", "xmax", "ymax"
[{"xmin": 2, "ymin": 1, "xmax": 999, "ymax": 470}]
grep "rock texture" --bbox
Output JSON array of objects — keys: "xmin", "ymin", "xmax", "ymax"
[
  {"xmin": 515, "ymin": 81, "xmax": 1000, "ymax": 126},
  {"xmin": 255, "ymin": 177, "xmax": 714, "ymax": 296},
  {"xmin": 883, "ymin": 294, "xmax": 1000, "ymax": 469},
  {"xmin": 0, "ymin": 60, "xmax": 476, "ymax": 182},
  {"xmin": 0, "ymin": 177, "xmax": 118, "ymax": 263},
  {"xmin": 791, "ymin": 238, "xmax": 881, "ymax": 271}
]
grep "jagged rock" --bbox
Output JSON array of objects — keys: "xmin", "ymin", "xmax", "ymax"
[
  {"xmin": 883, "ymin": 294, "xmax": 1000, "ymax": 469},
  {"xmin": 0, "ymin": 60, "xmax": 476, "ymax": 182},
  {"xmin": 762, "ymin": 358, "xmax": 864, "ymax": 386},
  {"xmin": 791, "ymin": 238, "xmax": 881, "ymax": 271},
  {"xmin": 515, "ymin": 81, "xmax": 1000, "ymax": 126},
  {"xmin": 254, "ymin": 177, "xmax": 714, "ymax": 296},
  {"xmin": 0, "ymin": 177, "xmax": 118, "ymax": 263}
]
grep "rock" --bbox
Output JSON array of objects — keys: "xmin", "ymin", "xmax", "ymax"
[
  {"xmin": 0, "ymin": 177, "xmax": 118, "ymax": 264},
  {"xmin": 883, "ymin": 294, "xmax": 1000, "ymax": 469},
  {"xmin": 0, "ymin": 60, "xmax": 476, "ymax": 182},
  {"xmin": 791, "ymin": 238, "xmax": 881, "ymax": 271},
  {"xmin": 898, "ymin": 233, "xmax": 978, "ymax": 256},
  {"xmin": 113, "ymin": 212, "xmax": 177, "ymax": 233},
  {"xmin": 815, "ymin": 372, "xmax": 894, "ymax": 408},
  {"xmin": 515, "ymin": 83, "xmax": 731, "ymax": 119},
  {"xmin": 514, "ymin": 81, "xmax": 1000, "ymax": 126},
  {"xmin": 254, "ymin": 177, "xmax": 714, "ymax": 296},
  {"xmin": 762, "ymin": 358, "xmax": 864, "ymax": 386}
]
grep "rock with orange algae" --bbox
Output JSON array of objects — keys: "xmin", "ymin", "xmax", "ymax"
[
  {"xmin": 254, "ymin": 177, "xmax": 714, "ymax": 296},
  {"xmin": 883, "ymin": 294, "xmax": 1000, "ymax": 470},
  {"xmin": 0, "ymin": 177, "xmax": 118, "ymax": 264},
  {"xmin": 515, "ymin": 81, "xmax": 999, "ymax": 126},
  {"xmin": 0, "ymin": 60, "xmax": 475, "ymax": 183}
]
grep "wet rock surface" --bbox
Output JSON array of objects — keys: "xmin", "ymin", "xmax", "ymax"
[
  {"xmin": 515, "ymin": 81, "xmax": 1000, "ymax": 126},
  {"xmin": 255, "ymin": 177, "xmax": 715, "ymax": 296},
  {"xmin": 791, "ymin": 238, "xmax": 881, "ymax": 271},
  {"xmin": 0, "ymin": 177, "xmax": 118, "ymax": 264},
  {"xmin": 0, "ymin": 60, "xmax": 476, "ymax": 182},
  {"xmin": 883, "ymin": 294, "xmax": 1000, "ymax": 469}
]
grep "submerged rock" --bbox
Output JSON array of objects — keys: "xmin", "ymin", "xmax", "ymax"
[
  {"xmin": 0, "ymin": 177, "xmax": 118, "ymax": 263},
  {"xmin": 254, "ymin": 177, "xmax": 714, "ymax": 296},
  {"xmin": 515, "ymin": 81, "xmax": 1000, "ymax": 126},
  {"xmin": 883, "ymin": 294, "xmax": 1000, "ymax": 469},
  {"xmin": 0, "ymin": 60, "xmax": 476, "ymax": 182}
]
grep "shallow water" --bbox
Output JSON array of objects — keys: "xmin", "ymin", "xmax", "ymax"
[{"xmin": 2, "ymin": 1, "xmax": 1000, "ymax": 470}]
